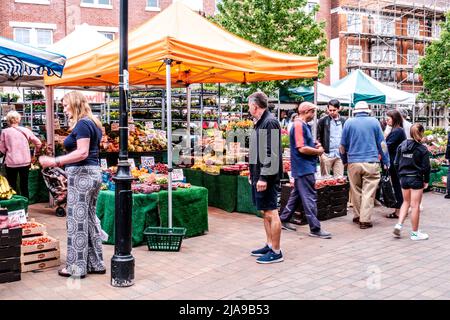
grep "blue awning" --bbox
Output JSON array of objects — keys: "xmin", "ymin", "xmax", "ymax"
[{"xmin": 0, "ymin": 36, "xmax": 66, "ymax": 79}]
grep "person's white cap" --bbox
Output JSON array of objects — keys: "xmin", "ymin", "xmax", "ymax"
[{"xmin": 353, "ymin": 101, "xmax": 371, "ymax": 114}]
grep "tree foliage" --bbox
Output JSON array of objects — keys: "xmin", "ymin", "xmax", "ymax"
[
  {"xmin": 210, "ymin": 0, "xmax": 331, "ymax": 97},
  {"xmin": 416, "ymin": 12, "xmax": 450, "ymax": 106}
]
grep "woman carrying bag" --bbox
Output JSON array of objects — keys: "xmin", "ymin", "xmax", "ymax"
[
  {"xmin": 392, "ymin": 124, "xmax": 430, "ymax": 241},
  {"xmin": 385, "ymin": 110, "xmax": 406, "ymax": 219},
  {"xmin": 0, "ymin": 111, "xmax": 42, "ymax": 199},
  {"xmin": 39, "ymin": 91, "xmax": 105, "ymax": 278}
]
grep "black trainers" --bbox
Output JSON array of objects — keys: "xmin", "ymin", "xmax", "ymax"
[
  {"xmin": 445, "ymin": 194, "xmax": 450, "ymax": 199},
  {"xmin": 309, "ymin": 229, "xmax": 332, "ymax": 239},
  {"xmin": 281, "ymin": 222, "xmax": 297, "ymax": 232},
  {"xmin": 251, "ymin": 244, "xmax": 271, "ymax": 257},
  {"xmin": 256, "ymin": 250, "xmax": 284, "ymax": 264}
]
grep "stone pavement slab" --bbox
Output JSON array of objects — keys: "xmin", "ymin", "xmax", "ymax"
[{"xmin": 1, "ymin": 191, "xmax": 449, "ymax": 300}]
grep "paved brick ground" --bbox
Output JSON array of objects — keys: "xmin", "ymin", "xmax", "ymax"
[{"xmin": 1, "ymin": 191, "xmax": 449, "ymax": 300}]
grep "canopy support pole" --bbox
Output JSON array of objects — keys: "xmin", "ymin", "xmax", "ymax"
[
  {"xmin": 312, "ymin": 79, "xmax": 318, "ymax": 141},
  {"xmin": 218, "ymin": 83, "xmax": 221, "ymax": 125},
  {"xmin": 111, "ymin": 0, "xmax": 135, "ymax": 288},
  {"xmin": 45, "ymin": 86, "xmax": 55, "ymax": 156},
  {"xmin": 165, "ymin": 58, "xmax": 173, "ymax": 229},
  {"xmin": 277, "ymin": 88, "xmax": 281, "ymax": 121},
  {"xmin": 187, "ymin": 85, "xmax": 191, "ymax": 150}
]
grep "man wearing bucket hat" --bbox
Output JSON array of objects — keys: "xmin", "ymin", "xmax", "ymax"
[
  {"xmin": 279, "ymin": 102, "xmax": 332, "ymax": 239},
  {"xmin": 340, "ymin": 101, "xmax": 390, "ymax": 229}
]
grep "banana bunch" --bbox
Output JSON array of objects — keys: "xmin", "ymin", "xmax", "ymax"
[{"xmin": 0, "ymin": 176, "xmax": 16, "ymax": 200}]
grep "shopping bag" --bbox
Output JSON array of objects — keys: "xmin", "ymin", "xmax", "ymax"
[{"xmin": 377, "ymin": 169, "xmax": 398, "ymax": 208}]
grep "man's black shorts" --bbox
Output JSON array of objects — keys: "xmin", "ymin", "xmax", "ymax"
[
  {"xmin": 251, "ymin": 182, "xmax": 279, "ymax": 211},
  {"xmin": 400, "ymin": 176, "xmax": 424, "ymax": 190}
]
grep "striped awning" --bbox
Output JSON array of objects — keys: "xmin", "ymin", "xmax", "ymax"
[{"xmin": 0, "ymin": 36, "xmax": 66, "ymax": 79}]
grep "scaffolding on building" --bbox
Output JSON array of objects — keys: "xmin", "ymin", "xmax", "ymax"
[{"xmin": 340, "ymin": 0, "xmax": 449, "ymax": 128}]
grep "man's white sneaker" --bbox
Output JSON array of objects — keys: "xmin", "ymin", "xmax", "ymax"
[
  {"xmin": 410, "ymin": 231, "xmax": 429, "ymax": 241},
  {"xmin": 393, "ymin": 224, "xmax": 402, "ymax": 238}
]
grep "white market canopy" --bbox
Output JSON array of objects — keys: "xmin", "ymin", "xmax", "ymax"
[{"xmin": 331, "ymin": 69, "xmax": 416, "ymax": 105}]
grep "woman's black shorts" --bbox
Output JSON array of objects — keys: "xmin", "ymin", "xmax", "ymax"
[{"xmin": 400, "ymin": 176, "xmax": 424, "ymax": 190}]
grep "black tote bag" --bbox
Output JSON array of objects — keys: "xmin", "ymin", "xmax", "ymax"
[{"xmin": 376, "ymin": 169, "xmax": 399, "ymax": 208}]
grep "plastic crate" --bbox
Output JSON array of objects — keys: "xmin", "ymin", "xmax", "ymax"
[{"xmin": 143, "ymin": 227, "xmax": 186, "ymax": 252}]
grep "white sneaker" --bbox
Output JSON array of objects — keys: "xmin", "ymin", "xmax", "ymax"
[
  {"xmin": 411, "ymin": 231, "xmax": 429, "ymax": 241},
  {"xmin": 393, "ymin": 224, "xmax": 402, "ymax": 238}
]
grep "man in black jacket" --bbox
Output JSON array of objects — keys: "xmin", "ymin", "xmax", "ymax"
[
  {"xmin": 248, "ymin": 91, "xmax": 283, "ymax": 264},
  {"xmin": 446, "ymin": 131, "xmax": 450, "ymax": 199},
  {"xmin": 317, "ymin": 99, "xmax": 346, "ymax": 177}
]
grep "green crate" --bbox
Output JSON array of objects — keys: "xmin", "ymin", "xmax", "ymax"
[{"xmin": 143, "ymin": 227, "xmax": 186, "ymax": 252}]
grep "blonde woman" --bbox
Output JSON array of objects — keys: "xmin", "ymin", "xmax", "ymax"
[
  {"xmin": 393, "ymin": 124, "xmax": 430, "ymax": 241},
  {"xmin": 0, "ymin": 110, "xmax": 42, "ymax": 199},
  {"xmin": 40, "ymin": 91, "xmax": 105, "ymax": 278}
]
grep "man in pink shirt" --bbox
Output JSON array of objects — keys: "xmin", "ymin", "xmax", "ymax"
[{"xmin": 0, "ymin": 110, "xmax": 42, "ymax": 199}]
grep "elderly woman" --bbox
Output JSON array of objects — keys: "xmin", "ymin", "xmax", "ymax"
[{"xmin": 0, "ymin": 110, "xmax": 42, "ymax": 199}]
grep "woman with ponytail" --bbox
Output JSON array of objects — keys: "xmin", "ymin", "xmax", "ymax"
[{"xmin": 392, "ymin": 123, "xmax": 430, "ymax": 241}]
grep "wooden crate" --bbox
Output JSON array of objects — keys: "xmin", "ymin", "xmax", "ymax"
[
  {"xmin": 21, "ymin": 235, "xmax": 59, "ymax": 254},
  {"xmin": 21, "ymin": 248, "xmax": 60, "ymax": 264},
  {"xmin": 21, "ymin": 235, "xmax": 61, "ymax": 272},
  {"xmin": 21, "ymin": 258, "xmax": 60, "ymax": 273},
  {"xmin": 21, "ymin": 219, "xmax": 46, "ymax": 238}
]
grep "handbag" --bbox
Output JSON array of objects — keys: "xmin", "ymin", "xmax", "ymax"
[{"xmin": 376, "ymin": 168, "xmax": 399, "ymax": 208}]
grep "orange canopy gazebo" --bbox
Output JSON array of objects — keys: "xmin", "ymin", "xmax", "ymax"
[{"xmin": 45, "ymin": 2, "xmax": 319, "ymax": 227}]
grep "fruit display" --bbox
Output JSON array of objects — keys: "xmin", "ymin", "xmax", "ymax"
[
  {"xmin": 152, "ymin": 163, "xmax": 168, "ymax": 174},
  {"xmin": 22, "ymin": 237, "xmax": 52, "ymax": 246},
  {"xmin": 0, "ymin": 175, "xmax": 16, "ymax": 200},
  {"xmin": 101, "ymin": 127, "xmax": 167, "ymax": 153},
  {"xmin": 131, "ymin": 167, "xmax": 149, "ymax": 178},
  {"xmin": 315, "ymin": 177, "xmax": 348, "ymax": 189}
]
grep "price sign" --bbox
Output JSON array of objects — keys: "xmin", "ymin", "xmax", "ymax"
[
  {"xmin": 141, "ymin": 156, "xmax": 155, "ymax": 170},
  {"xmin": 128, "ymin": 123, "xmax": 136, "ymax": 133},
  {"xmin": 8, "ymin": 209, "xmax": 27, "ymax": 224},
  {"xmin": 100, "ymin": 159, "xmax": 108, "ymax": 170},
  {"xmin": 172, "ymin": 169, "xmax": 184, "ymax": 182},
  {"xmin": 111, "ymin": 123, "xmax": 119, "ymax": 131},
  {"xmin": 128, "ymin": 158, "xmax": 136, "ymax": 170},
  {"xmin": 145, "ymin": 121, "xmax": 154, "ymax": 129}
]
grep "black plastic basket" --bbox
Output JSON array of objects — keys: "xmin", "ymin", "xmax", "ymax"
[{"xmin": 143, "ymin": 227, "xmax": 186, "ymax": 252}]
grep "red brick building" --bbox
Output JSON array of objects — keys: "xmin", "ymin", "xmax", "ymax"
[
  {"xmin": 329, "ymin": 0, "xmax": 448, "ymax": 93},
  {"xmin": 0, "ymin": 0, "xmax": 216, "ymax": 46}
]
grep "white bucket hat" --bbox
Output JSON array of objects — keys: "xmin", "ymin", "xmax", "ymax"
[{"xmin": 353, "ymin": 101, "xmax": 371, "ymax": 114}]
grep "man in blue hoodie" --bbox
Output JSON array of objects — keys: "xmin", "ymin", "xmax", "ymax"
[{"xmin": 340, "ymin": 101, "xmax": 390, "ymax": 229}]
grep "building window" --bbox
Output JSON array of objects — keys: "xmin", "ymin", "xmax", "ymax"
[
  {"xmin": 173, "ymin": 0, "xmax": 203, "ymax": 12},
  {"xmin": 375, "ymin": 17, "xmax": 394, "ymax": 35},
  {"xmin": 82, "ymin": 0, "xmax": 111, "ymax": 4},
  {"xmin": 347, "ymin": 13, "xmax": 362, "ymax": 33},
  {"xmin": 80, "ymin": 0, "xmax": 112, "ymax": 9},
  {"xmin": 407, "ymin": 72, "xmax": 420, "ymax": 82},
  {"xmin": 99, "ymin": 31, "xmax": 114, "ymax": 40},
  {"xmin": 371, "ymin": 70, "xmax": 395, "ymax": 82},
  {"xmin": 305, "ymin": 2, "xmax": 318, "ymax": 15},
  {"xmin": 407, "ymin": 50, "xmax": 419, "ymax": 66},
  {"xmin": 147, "ymin": 0, "xmax": 159, "ymax": 7},
  {"xmin": 372, "ymin": 45, "xmax": 396, "ymax": 65},
  {"xmin": 13, "ymin": 27, "xmax": 52, "ymax": 48},
  {"xmin": 14, "ymin": 28, "xmax": 31, "ymax": 45},
  {"xmin": 14, "ymin": 0, "xmax": 50, "ymax": 4},
  {"xmin": 347, "ymin": 45, "xmax": 362, "ymax": 64},
  {"xmin": 432, "ymin": 22, "xmax": 441, "ymax": 38},
  {"xmin": 407, "ymin": 19, "xmax": 420, "ymax": 37},
  {"xmin": 36, "ymin": 29, "xmax": 52, "ymax": 47}
]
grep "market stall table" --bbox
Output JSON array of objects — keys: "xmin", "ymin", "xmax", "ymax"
[
  {"xmin": 0, "ymin": 195, "xmax": 29, "ymax": 213},
  {"xmin": 28, "ymin": 169, "xmax": 49, "ymax": 205},
  {"xmin": 236, "ymin": 175, "xmax": 259, "ymax": 215},
  {"xmin": 96, "ymin": 186, "xmax": 208, "ymax": 247}
]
